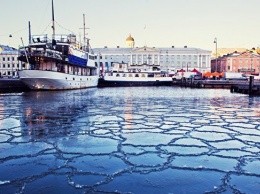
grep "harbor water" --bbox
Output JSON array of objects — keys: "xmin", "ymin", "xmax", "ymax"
[{"xmin": 0, "ymin": 87, "xmax": 260, "ymax": 194}]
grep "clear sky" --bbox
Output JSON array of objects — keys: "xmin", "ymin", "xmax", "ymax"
[{"xmin": 1, "ymin": 0, "xmax": 260, "ymax": 52}]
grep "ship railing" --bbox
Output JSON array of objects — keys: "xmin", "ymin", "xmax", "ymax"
[
  {"xmin": 31, "ymin": 34, "xmax": 78, "ymax": 45},
  {"xmin": 19, "ymin": 48, "xmax": 63, "ymax": 61},
  {"xmin": 31, "ymin": 35, "xmax": 48, "ymax": 43}
]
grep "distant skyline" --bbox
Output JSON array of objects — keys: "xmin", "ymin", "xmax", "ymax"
[{"xmin": 0, "ymin": 0, "xmax": 259, "ymax": 52}]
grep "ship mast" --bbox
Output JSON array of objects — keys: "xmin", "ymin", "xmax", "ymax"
[
  {"xmin": 80, "ymin": 14, "xmax": 90, "ymax": 52},
  {"xmin": 52, "ymin": 0, "xmax": 55, "ymax": 36},
  {"xmin": 83, "ymin": 14, "xmax": 86, "ymax": 51},
  {"xmin": 51, "ymin": 0, "xmax": 56, "ymax": 46},
  {"xmin": 28, "ymin": 21, "xmax": 31, "ymax": 44}
]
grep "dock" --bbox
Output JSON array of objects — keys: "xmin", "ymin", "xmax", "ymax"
[
  {"xmin": 176, "ymin": 76, "xmax": 260, "ymax": 95},
  {"xmin": 175, "ymin": 79, "xmax": 250, "ymax": 89},
  {"xmin": 0, "ymin": 78, "xmax": 30, "ymax": 93}
]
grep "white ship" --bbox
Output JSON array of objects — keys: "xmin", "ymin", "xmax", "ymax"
[
  {"xmin": 98, "ymin": 62, "xmax": 173, "ymax": 87},
  {"xmin": 18, "ymin": 0, "xmax": 98, "ymax": 90}
]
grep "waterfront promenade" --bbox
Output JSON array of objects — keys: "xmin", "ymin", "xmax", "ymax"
[{"xmin": 0, "ymin": 87, "xmax": 259, "ymax": 193}]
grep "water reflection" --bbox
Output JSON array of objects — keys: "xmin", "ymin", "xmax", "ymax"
[{"xmin": 19, "ymin": 89, "xmax": 96, "ymax": 140}]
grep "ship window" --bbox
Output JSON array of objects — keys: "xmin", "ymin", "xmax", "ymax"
[
  {"xmin": 129, "ymin": 74, "xmax": 133, "ymax": 77},
  {"xmin": 135, "ymin": 74, "xmax": 139, "ymax": 77},
  {"xmin": 116, "ymin": 73, "xmax": 120, "ymax": 77}
]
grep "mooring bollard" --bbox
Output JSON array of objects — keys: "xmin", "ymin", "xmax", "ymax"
[{"xmin": 249, "ymin": 76, "xmax": 254, "ymax": 95}]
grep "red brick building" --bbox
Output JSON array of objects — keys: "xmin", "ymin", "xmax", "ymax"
[{"xmin": 211, "ymin": 50, "xmax": 260, "ymax": 75}]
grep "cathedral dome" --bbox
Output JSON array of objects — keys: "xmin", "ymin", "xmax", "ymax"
[{"xmin": 126, "ymin": 35, "xmax": 134, "ymax": 41}]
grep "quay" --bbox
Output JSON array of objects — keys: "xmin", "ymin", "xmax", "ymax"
[
  {"xmin": 177, "ymin": 76, "xmax": 260, "ymax": 95},
  {"xmin": 0, "ymin": 78, "xmax": 30, "ymax": 93},
  {"xmin": 230, "ymin": 76, "xmax": 260, "ymax": 95},
  {"xmin": 1, "ymin": 76, "xmax": 260, "ymax": 96},
  {"xmin": 176, "ymin": 79, "xmax": 250, "ymax": 89}
]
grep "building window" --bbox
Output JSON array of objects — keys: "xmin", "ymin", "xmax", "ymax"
[
  {"xmin": 183, "ymin": 55, "xmax": 186, "ymax": 59},
  {"xmin": 171, "ymin": 55, "xmax": 174, "ymax": 59}
]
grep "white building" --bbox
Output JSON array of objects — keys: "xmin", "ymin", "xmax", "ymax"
[
  {"xmin": 0, "ymin": 45, "xmax": 20, "ymax": 77},
  {"xmin": 93, "ymin": 35, "xmax": 212, "ymax": 74}
]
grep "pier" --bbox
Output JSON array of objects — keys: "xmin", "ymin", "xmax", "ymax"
[
  {"xmin": 230, "ymin": 76, "xmax": 260, "ymax": 95},
  {"xmin": 0, "ymin": 78, "xmax": 30, "ymax": 93},
  {"xmin": 176, "ymin": 76, "xmax": 260, "ymax": 95}
]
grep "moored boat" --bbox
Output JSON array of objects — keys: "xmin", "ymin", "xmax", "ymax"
[
  {"xmin": 98, "ymin": 62, "xmax": 173, "ymax": 87},
  {"xmin": 18, "ymin": 0, "xmax": 98, "ymax": 90}
]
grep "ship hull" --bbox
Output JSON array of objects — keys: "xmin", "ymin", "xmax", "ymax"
[{"xmin": 19, "ymin": 70, "xmax": 98, "ymax": 90}]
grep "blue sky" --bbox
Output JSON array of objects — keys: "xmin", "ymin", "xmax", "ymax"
[{"xmin": 1, "ymin": 0, "xmax": 260, "ymax": 52}]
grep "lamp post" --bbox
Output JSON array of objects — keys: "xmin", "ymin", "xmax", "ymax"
[
  {"xmin": 259, "ymin": 54, "xmax": 260, "ymax": 77},
  {"xmin": 213, "ymin": 38, "xmax": 217, "ymax": 72},
  {"xmin": 9, "ymin": 34, "xmax": 13, "ymax": 78},
  {"xmin": 251, "ymin": 57, "xmax": 253, "ymax": 75}
]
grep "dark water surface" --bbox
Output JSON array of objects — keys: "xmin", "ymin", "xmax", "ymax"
[{"xmin": 0, "ymin": 87, "xmax": 260, "ymax": 194}]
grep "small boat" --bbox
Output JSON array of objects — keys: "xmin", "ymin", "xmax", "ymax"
[
  {"xmin": 18, "ymin": 0, "xmax": 98, "ymax": 90},
  {"xmin": 98, "ymin": 62, "xmax": 173, "ymax": 87}
]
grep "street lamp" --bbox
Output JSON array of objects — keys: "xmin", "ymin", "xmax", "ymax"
[
  {"xmin": 251, "ymin": 57, "xmax": 253, "ymax": 75},
  {"xmin": 213, "ymin": 38, "xmax": 217, "ymax": 72},
  {"xmin": 9, "ymin": 34, "xmax": 14, "ymax": 77}
]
